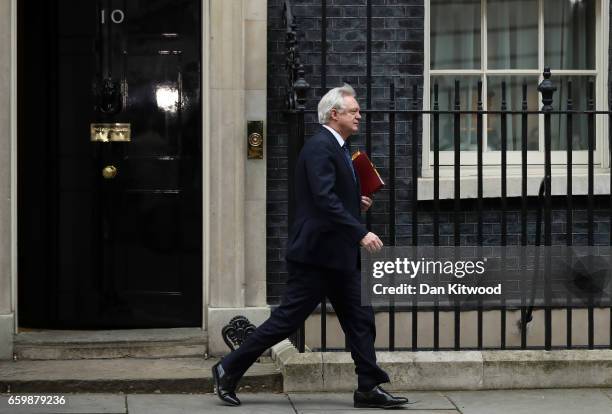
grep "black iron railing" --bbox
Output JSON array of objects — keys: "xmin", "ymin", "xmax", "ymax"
[{"xmin": 282, "ymin": 0, "xmax": 612, "ymax": 352}]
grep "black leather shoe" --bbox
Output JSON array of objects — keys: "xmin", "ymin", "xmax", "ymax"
[
  {"xmin": 353, "ymin": 386, "xmax": 409, "ymax": 409},
  {"xmin": 212, "ymin": 362, "xmax": 241, "ymax": 406}
]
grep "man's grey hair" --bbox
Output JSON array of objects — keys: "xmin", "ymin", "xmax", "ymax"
[{"xmin": 317, "ymin": 84, "xmax": 356, "ymax": 124}]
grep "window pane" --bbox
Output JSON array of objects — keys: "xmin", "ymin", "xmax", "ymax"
[
  {"xmin": 552, "ymin": 76, "xmax": 594, "ymax": 150},
  {"xmin": 487, "ymin": 0, "xmax": 538, "ymax": 69},
  {"xmin": 431, "ymin": 76, "xmax": 480, "ymax": 151},
  {"xmin": 431, "ymin": 0, "xmax": 480, "ymax": 70},
  {"xmin": 545, "ymin": 0, "xmax": 596, "ymax": 70},
  {"xmin": 487, "ymin": 76, "xmax": 539, "ymax": 151}
]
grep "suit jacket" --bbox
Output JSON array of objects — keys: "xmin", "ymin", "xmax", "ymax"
[{"xmin": 285, "ymin": 126, "xmax": 368, "ymax": 271}]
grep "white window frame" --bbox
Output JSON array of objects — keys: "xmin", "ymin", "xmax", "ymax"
[{"xmin": 420, "ymin": 0, "xmax": 610, "ymax": 199}]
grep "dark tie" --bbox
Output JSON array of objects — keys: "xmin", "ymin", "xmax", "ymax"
[{"xmin": 342, "ymin": 144, "xmax": 356, "ymax": 181}]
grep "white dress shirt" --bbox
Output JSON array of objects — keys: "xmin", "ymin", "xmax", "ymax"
[{"xmin": 322, "ymin": 124, "xmax": 345, "ymax": 148}]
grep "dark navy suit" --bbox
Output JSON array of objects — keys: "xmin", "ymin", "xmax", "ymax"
[
  {"xmin": 221, "ymin": 126, "xmax": 389, "ymax": 390},
  {"xmin": 285, "ymin": 126, "xmax": 367, "ymax": 270}
]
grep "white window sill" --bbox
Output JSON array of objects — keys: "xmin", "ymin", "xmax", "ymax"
[{"xmin": 417, "ymin": 166, "xmax": 611, "ymax": 200}]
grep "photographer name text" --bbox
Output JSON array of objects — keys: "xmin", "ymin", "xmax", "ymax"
[{"xmin": 372, "ymin": 283, "xmax": 502, "ymax": 295}]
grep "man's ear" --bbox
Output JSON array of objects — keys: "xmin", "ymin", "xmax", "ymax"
[
  {"xmin": 331, "ymin": 107, "xmax": 344, "ymax": 121},
  {"xmin": 329, "ymin": 108, "xmax": 337, "ymax": 121}
]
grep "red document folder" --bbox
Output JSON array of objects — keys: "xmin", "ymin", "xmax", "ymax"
[{"xmin": 351, "ymin": 150, "xmax": 385, "ymax": 196}]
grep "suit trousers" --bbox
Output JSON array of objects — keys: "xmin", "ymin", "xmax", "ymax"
[{"xmin": 220, "ymin": 261, "xmax": 390, "ymax": 390}]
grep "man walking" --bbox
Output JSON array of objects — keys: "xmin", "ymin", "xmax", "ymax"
[{"xmin": 212, "ymin": 85, "xmax": 410, "ymax": 409}]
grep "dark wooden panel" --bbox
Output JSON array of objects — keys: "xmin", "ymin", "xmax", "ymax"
[{"xmin": 18, "ymin": 0, "xmax": 202, "ymax": 329}]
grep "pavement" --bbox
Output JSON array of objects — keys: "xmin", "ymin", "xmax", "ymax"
[{"xmin": 2, "ymin": 389, "xmax": 612, "ymax": 414}]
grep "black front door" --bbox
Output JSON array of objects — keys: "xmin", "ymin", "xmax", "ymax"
[{"xmin": 18, "ymin": 0, "xmax": 202, "ymax": 328}]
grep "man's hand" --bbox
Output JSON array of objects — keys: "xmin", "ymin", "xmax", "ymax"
[
  {"xmin": 360, "ymin": 232, "xmax": 383, "ymax": 253},
  {"xmin": 360, "ymin": 196, "xmax": 373, "ymax": 212}
]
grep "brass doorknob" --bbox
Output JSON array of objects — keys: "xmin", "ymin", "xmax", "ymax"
[{"xmin": 102, "ymin": 165, "xmax": 118, "ymax": 179}]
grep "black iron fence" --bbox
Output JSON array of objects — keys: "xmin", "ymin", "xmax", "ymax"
[{"xmin": 282, "ymin": 0, "xmax": 612, "ymax": 352}]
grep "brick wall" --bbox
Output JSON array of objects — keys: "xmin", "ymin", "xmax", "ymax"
[{"xmin": 266, "ymin": 0, "xmax": 612, "ymax": 304}]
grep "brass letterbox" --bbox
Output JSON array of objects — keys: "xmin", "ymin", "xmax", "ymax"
[{"xmin": 90, "ymin": 123, "xmax": 131, "ymax": 142}]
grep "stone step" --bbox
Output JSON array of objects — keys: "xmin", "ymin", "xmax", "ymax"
[
  {"xmin": 0, "ymin": 357, "xmax": 282, "ymax": 394},
  {"xmin": 14, "ymin": 329, "xmax": 209, "ymax": 360},
  {"xmin": 272, "ymin": 339, "xmax": 612, "ymax": 392}
]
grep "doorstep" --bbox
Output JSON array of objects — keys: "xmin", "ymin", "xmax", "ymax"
[
  {"xmin": 13, "ymin": 328, "xmax": 209, "ymax": 360},
  {"xmin": 0, "ymin": 357, "xmax": 282, "ymax": 394}
]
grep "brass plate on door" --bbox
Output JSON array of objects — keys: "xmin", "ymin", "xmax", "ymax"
[{"xmin": 91, "ymin": 123, "xmax": 131, "ymax": 142}]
